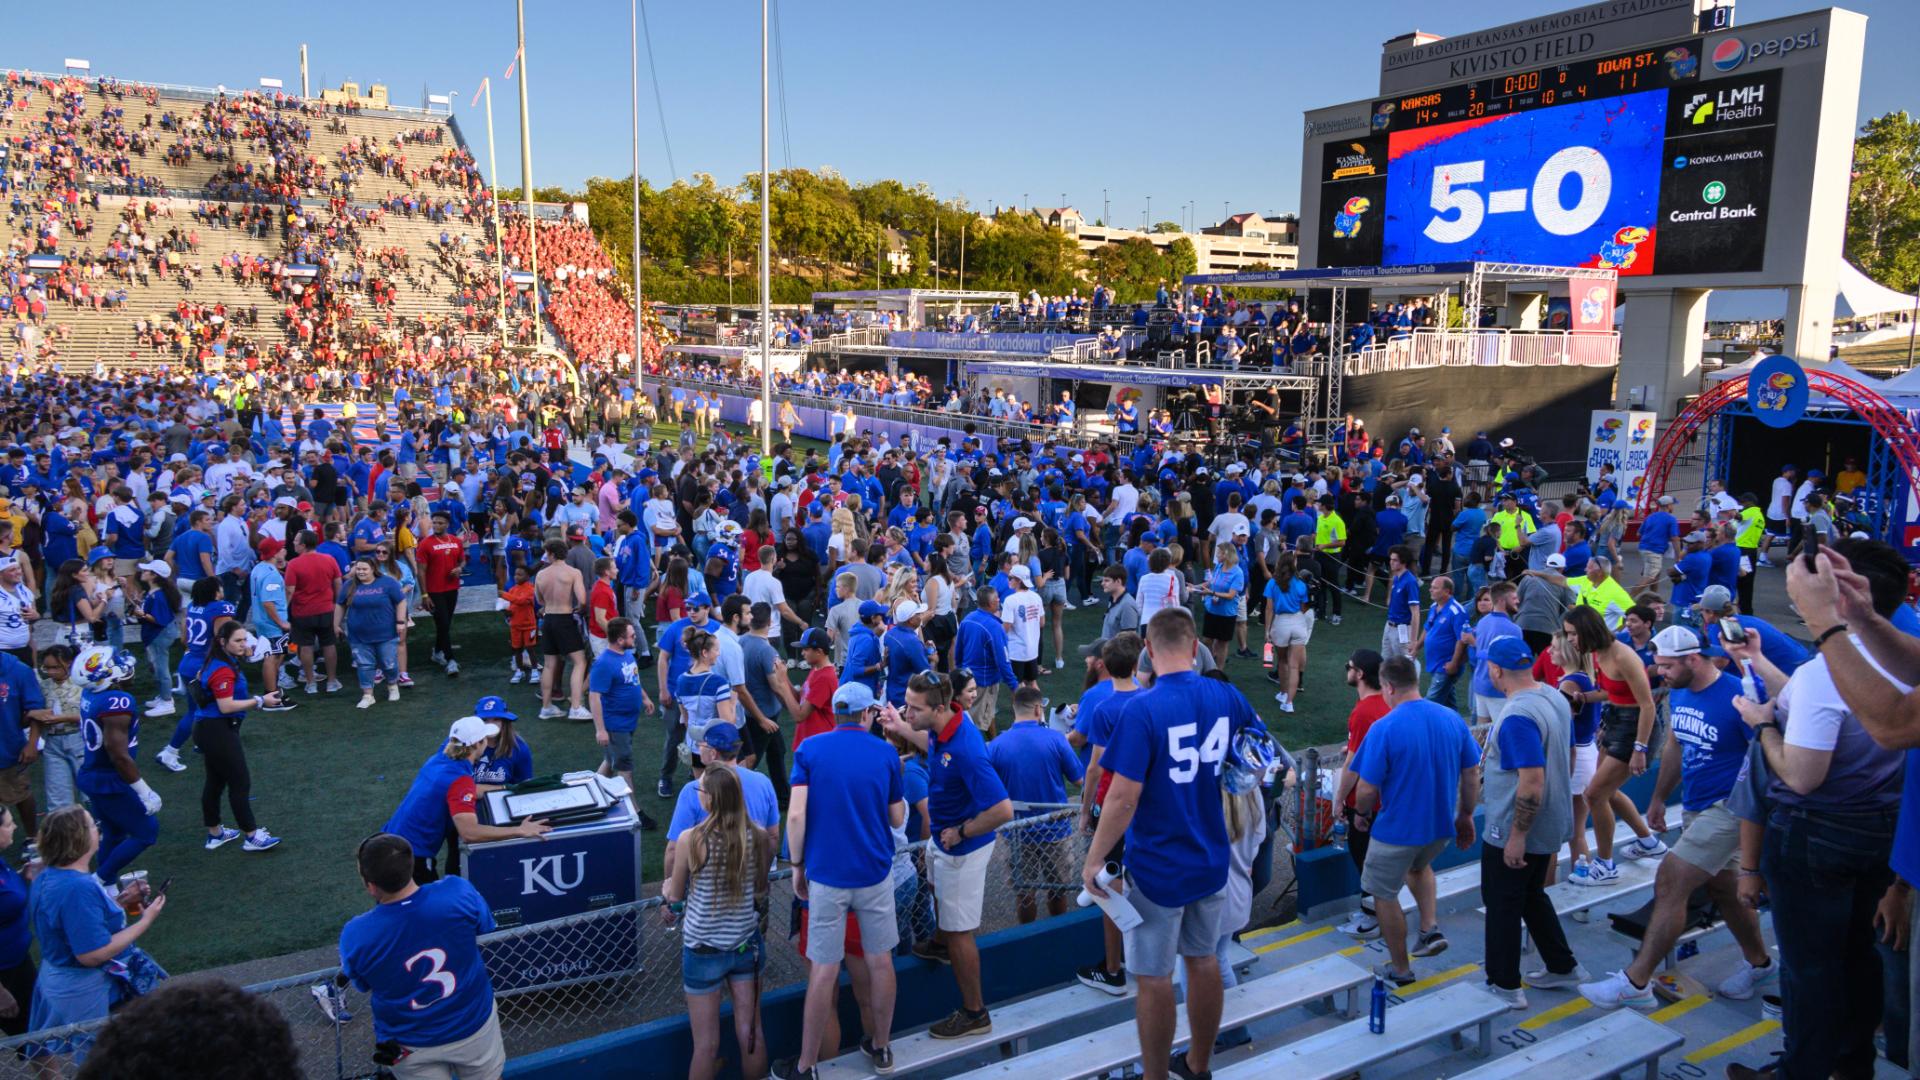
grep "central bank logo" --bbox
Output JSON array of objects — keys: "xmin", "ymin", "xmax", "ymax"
[
  {"xmin": 1702, "ymin": 181, "xmax": 1727, "ymax": 205},
  {"xmin": 1711, "ymin": 38, "xmax": 1746, "ymax": 71}
]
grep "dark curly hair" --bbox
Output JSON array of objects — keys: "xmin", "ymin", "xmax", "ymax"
[{"xmin": 78, "ymin": 979, "xmax": 298, "ymax": 1079}]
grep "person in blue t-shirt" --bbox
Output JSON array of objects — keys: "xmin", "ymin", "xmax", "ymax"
[
  {"xmin": 986, "ymin": 687, "xmax": 1085, "ymax": 924},
  {"xmin": 1463, "ymin": 581, "xmax": 1523, "ymax": 723},
  {"xmin": 1421, "ymin": 575, "xmax": 1470, "ymax": 712},
  {"xmin": 784, "ymin": 682, "xmax": 905, "ymax": 1076},
  {"xmin": 590, "ymin": 619, "xmax": 657, "ymax": 793},
  {"xmin": 880, "ymin": 669, "xmax": 1013, "ymax": 1039},
  {"xmin": 470, "ymin": 697, "xmax": 533, "ymax": 789},
  {"xmin": 383, "ymin": 717, "xmax": 550, "ymax": 884},
  {"xmin": 1350, "ymin": 656, "xmax": 1482, "ymax": 985},
  {"xmin": 1383, "ymin": 547, "xmax": 1421, "ymax": 664},
  {"xmin": 339, "ymin": 833, "xmax": 506, "ymax": 1074},
  {"xmin": 1696, "ymin": 585, "xmax": 1809, "ymax": 676},
  {"xmin": 1579, "ymin": 625, "xmax": 1776, "ymax": 1009},
  {"xmin": 1081, "ymin": 609, "xmax": 1266, "ymax": 1080}
]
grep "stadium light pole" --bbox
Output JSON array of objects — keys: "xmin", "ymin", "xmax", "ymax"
[
  {"xmin": 515, "ymin": 0, "xmax": 542, "ymax": 341},
  {"xmin": 482, "ymin": 79, "xmax": 507, "ymax": 348},
  {"xmin": 631, "ymin": 0, "xmax": 645, "ymax": 395},
  {"xmin": 759, "ymin": 0, "xmax": 772, "ymax": 459}
]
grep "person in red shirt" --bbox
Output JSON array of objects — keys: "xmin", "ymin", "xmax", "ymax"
[
  {"xmin": 283, "ymin": 529, "xmax": 343, "ymax": 693},
  {"xmin": 789, "ymin": 628, "xmax": 839, "ymax": 747},
  {"xmin": 586, "ymin": 557, "xmax": 621, "ymax": 657},
  {"xmin": 415, "ymin": 511, "xmax": 466, "ymax": 676},
  {"xmin": 1332, "ymin": 649, "xmax": 1390, "ymax": 939}
]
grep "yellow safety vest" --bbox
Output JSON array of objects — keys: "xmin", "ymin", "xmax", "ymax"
[
  {"xmin": 1315, "ymin": 512, "xmax": 1347, "ymax": 552},
  {"xmin": 1736, "ymin": 506, "xmax": 1766, "ymax": 549},
  {"xmin": 1493, "ymin": 509, "xmax": 1535, "ymax": 550}
]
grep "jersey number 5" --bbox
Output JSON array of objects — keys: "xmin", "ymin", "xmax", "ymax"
[
  {"xmin": 405, "ymin": 948, "xmax": 458, "ymax": 1010},
  {"xmin": 1167, "ymin": 716, "xmax": 1229, "ymax": 784}
]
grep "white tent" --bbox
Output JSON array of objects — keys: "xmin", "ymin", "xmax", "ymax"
[{"xmin": 1837, "ymin": 262, "xmax": 1918, "ymax": 320}]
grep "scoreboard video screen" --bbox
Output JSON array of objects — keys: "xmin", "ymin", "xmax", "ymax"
[{"xmin": 1315, "ymin": 41, "xmax": 1781, "ymax": 278}]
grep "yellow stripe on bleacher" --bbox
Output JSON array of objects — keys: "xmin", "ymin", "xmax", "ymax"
[
  {"xmin": 1252, "ymin": 925, "xmax": 1332, "ymax": 955},
  {"xmin": 1398, "ymin": 962, "xmax": 1481, "ymax": 995},
  {"xmin": 1336, "ymin": 945, "xmax": 1367, "ymax": 957},
  {"xmin": 1651, "ymin": 995, "xmax": 1710, "ymax": 1022},
  {"xmin": 1683, "ymin": 1019, "xmax": 1780, "ymax": 1064},
  {"xmin": 1518, "ymin": 997, "xmax": 1591, "ymax": 1030},
  {"xmin": 1240, "ymin": 919, "xmax": 1302, "ymax": 943}
]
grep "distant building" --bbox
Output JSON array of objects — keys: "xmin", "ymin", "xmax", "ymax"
[
  {"xmin": 991, "ymin": 204, "xmax": 1300, "ymax": 275},
  {"xmin": 883, "ymin": 227, "xmax": 914, "ymax": 274}
]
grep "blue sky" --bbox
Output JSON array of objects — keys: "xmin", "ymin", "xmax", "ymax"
[{"xmin": 8, "ymin": 0, "xmax": 1914, "ymax": 231}]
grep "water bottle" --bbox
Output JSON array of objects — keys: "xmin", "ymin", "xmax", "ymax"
[{"xmin": 1369, "ymin": 975, "xmax": 1387, "ymax": 1034}]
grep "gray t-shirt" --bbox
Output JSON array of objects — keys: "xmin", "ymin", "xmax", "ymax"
[
  {"xmin": 739, "ymin": 633, "xmax": 785, "ymax": 721},
  {"xmin": 1102, "ymin": 594, "xmax": 1142, "ymax": 640},
  {"xmin": 1515, "ymin": 576, "xmax": 1574, "ymax": 635},
  {"xmin": 824, "ymin": 596, "xmax": 862, "ymax": 666},
  {"xmin": 1483, "ymin": 686, "xmax": 1575, "ymax": 855},
  {"xmin": 848, "ymin": 562, "xmax": 886, "ymax": 601},
  {"xmin": 1525, "ymin": 524, "xmax": 1563, "ymax": 572}
]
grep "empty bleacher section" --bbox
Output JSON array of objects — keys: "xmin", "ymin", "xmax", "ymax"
[{"xmin": 0, "ymin": 69, "xmax": 651, "ymax": 379}]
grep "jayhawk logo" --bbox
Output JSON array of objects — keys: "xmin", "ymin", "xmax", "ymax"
[
  {"xmin": 1597, "ymin": 227, "xmax": 1651, "ymax": 269},
  {"xmin": 1664, "ymin": 46, "xmax": 1698, "ymax": 79},
  {"xmin": 1626, "ymin": 477, "xmax": 1644, "ymax": 502},
  {"xmin": 1631, "ymin": 418, "xmax": 1654, "ymax": 444},
  {"xmin": 1579, "ymin": 285, "xmax": 1610, "ymax": 325},
  {"xmin": 1755, "ymin": 371, "xmax": 1798, "ymax": 412},
  {"xmin": 1333, "ymin": 197, "xmax": 1371, "ymax": 239},
  {"xmin": 1594, "ymin": 417, "xmax": 1624, "ymax": 443}
]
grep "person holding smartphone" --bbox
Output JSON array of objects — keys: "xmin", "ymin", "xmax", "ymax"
[{"xmin": 194, "ymin": 622, "xmax": 285, "ymax": 853}]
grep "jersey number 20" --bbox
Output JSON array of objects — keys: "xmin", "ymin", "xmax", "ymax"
[{"xmin": 1167, "ymin": 716, "xmax": 1229, "ymax": 784}]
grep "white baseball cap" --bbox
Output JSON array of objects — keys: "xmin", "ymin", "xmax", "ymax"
[
  {"xmin": 1009, "ymin": 565, "xmax": 1033, "ymax": 584},
  {"xmin": 1652, "ymin": 625, "xmax": 1702, "ymax": 658},
  {"xmin": 1545, "ymin": 553, "xmax": 1566, "ymax": 569},
  {"xmin": 448, "ymin": 716, "xmax": 500, "ymax": 745},
  {"xmin": 137, "ymin": 559, "xmax": 171, "ymax": 577},
  {"xmin": 1011, "ymin": 517, "xmax": 1035, "ymax": 531},
  {"xmin": 893, "ymin": 599, "xmax": 927, "ymax": 623}
]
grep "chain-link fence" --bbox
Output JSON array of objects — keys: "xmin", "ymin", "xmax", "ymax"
[{"xmin": 0, "ymin": 805, "xmax": 1295, "ymax": 1079}]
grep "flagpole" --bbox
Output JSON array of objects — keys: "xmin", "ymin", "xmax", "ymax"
[
  {"xmin": 759, "ymin": 0, "xmax": 772, "ymax": 460},
  {"xmin": 514, "ymin": 0, "xmax": 541, "ymax": 343},
  {"xmin": 482, "ymin": 79, "xmax": 506, "ymax": 351},
  {"xmin": 631, "ymin": 0, "xmax": 645, "ymax": 396}
]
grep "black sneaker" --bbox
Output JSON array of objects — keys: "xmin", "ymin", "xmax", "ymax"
[
  {"xmin": 1169, "ymin": 1050, "xmax": 1213, "ymax": 1080},
  {"xmin": 861, "ymin": 1037, "xmax": 894, "ymax": 1074},
  {"xmin": 656, "ymin": 779, "xmax": 673, "ymax": 799},
  {"xmin": 927, "ymin": 1007, "xmax": 991, "ymax": 1040},
  {"xmin": 912, "ymin": 939, "xmax": 951, "ymax": 966},
  {"xmin": 636, "ymin": 810, "xmax": 659, "ymax": 832},
  {"xmin": 770, "ymin": 1059, "xmax": 817, "ymax": 1080},
  {"xmin": 1076, "ymin": 964, "xmax": 1127, "ymax": 996}
]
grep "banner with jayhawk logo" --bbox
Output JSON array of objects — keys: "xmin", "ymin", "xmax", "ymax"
[
  {"xmin": 1747, "ymin": 355, "xmax": 1809, "ymax": 429},
  {"xmin": 1587, "ymin": 410, "xmax": 1659, "ymax": 493},
  {"xmin": 1570, "ymin": 280, "xmax": 1616, "ymax": 330}
]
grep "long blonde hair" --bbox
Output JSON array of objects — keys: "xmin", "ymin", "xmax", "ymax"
[
  {"xmin": 1223, "ymin": 788, "xmax": 1261, "ymax": 844},
  {"xmin": 689, "ymin": 766, "xmax": 756, "ymax": 905}
]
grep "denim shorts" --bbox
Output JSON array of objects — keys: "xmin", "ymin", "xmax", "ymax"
[{"xmin": 681, "ymin": 932, "xmax": 763, "ymax": 995}]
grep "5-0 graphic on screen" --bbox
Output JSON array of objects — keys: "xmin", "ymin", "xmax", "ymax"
[{"xmin": 1424, "ymin": 147, "xmax": 1613, "ymax": 244}]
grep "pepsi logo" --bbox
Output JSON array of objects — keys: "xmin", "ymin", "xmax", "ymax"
[{"xmin": 1711, "ymin": 38, "xmax": 1746, "ymax": 71}]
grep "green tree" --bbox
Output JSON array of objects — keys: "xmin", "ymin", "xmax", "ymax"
[
  {"xmin": 1165, "ymin": 237, "xmax": 1198, "ymax": 283},
  {"xmin": 1151, "ymin": 221, "xmax": 1181, "ymax": 234},
  {"xmin": 1090, "ymin": 238, "xmax": 1169, "ymax": 303},
  {"xmin": 1847, "ymin": 111, "xmax": 1920, "ymax": 292}
]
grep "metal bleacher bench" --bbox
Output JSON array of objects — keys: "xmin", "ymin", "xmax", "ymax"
[
  {"xmin": 1452, "ymin": 1010, "xmax": 1686, "ymax": 1080},
  {"xmin": 1213, "ymin": 981, "xmax": 1510, "ymax": 1079},
  {"xmin": 953, "ymin": 953, "xmax": 1370, "ymax": 1080},
  {"xmin": 821, "ymin": 943, "xmax": 1265, "ymax": 1080}
]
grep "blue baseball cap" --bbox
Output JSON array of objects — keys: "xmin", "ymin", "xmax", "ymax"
[
  {"xmin": 1487, "ymin": 637, "xmax": 1535, "ymax": 671},
  {"xmin": 797, "ymin": 627, "xmax": 831, "ymax": 651},
  {"xmin": 702, "ymin": 722, "xmax": 742, "ymax": 752},
  {"xmin": 86, "ymin": 548, "xmax": 113, "ymax": 566},
  {"xmin": 474, "ymin": 695, "xmax": 517, "ymax": 721},
  {"xmin": 858, "ymin": 600, "xmax": 889, "ymax": 620},
  {"xmin": 685, "ymin": 591, "xmax": 713, "ymax": 609},
  {"xmin": 831, "ymin": 682, "xmax": 877, "ymax": 714}
]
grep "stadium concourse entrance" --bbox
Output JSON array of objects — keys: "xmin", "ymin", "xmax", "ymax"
[{"xmin": 1182, "ymin": 261, "xmax": 1622, "ymax": 456}]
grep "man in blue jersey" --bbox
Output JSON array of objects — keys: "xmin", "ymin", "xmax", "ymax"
[
  {"xmin": 1420, "ymin": 575, "xmax": 1469, "ymax": 713},
  {"xmin": 1081, "ymin": 608, "xmax": 1265, "ymax": 1080},
  {"xmin": 383, "ymin": 717, "xmax": 550, "ymax": 884},
  {"xmin": 663, "ymin": 722, "xmax": 779, "ymax": 880},
  {"xmin": 778, "ymin": 682, "xmax": 904, "ymax": 1080},
  {"xmin": 1580, "ymin": 626, "xmax": 1775, "ymax": 1010},
  {"xmin": 1694, "ymin": 584, "xmax": 1809, "ymax": 676},
  {"xmin": 1381, "ymin": 546, "xmax": 1421, "ymax": 664},
  {"xmin": 1351, "ymin": 652, "xmax": 1482, "ymax": 988},
  {"xmin": 989, "ymin": 687, "xmax": 1084, "ymax": 925},
  {"xmin": 73, "ymin": 646, "xmax": 158, "ymax": 885},
  {"xmin": 886, "ymin": 670, "xmax": 1013, "ymax": 1040},
  {"xmin": 1073, "ymin": 633, "xmax": 1143, "ymax": 995},
  {"xmin": 1635, "ymin": 495, "xmax": 1678, "ymax": 593},
  {"xmin": 339, "ymin": 831, "xmax": 505, "ymax": 1079}
]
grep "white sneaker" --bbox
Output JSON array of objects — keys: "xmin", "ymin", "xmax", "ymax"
[
  {"xmin": 278, "ymin": 673, "xmax": 297, "ymax": 690},
  {"xmin": 1273, "ymin": 691, "xmax": 1289, "ymax": 707},
  {"xmin": 1571, "ymin": 858, "xmax": 1620, "ymax": 886},
  {"xmin": 305, "ymin": 682, "xmax": 319, "ymax": 695},
  {"xmin": 387, "ymin": 685, "xmax": 401, "ymax": 703},
  {"xmin": 568, "ymin": 706, "xmax": 592, "ymax": 721},
  {"xmin": 1483, "ymin": 982, "xmax": 1528, "ymax": 1010},
  {"xmin": 430, "ymin": 650, "xmax": 447, "ymax": 666},
  {"xmin": 1578, "ymin": 969, "xmax": 1656, "ymax": 1010},
  {"xmin": 445, "ymin": 660, "xmax": 460, "ymax": 677},
  {"xmin": 539, "ymin": 704, "xmax": 563, "ymax": 720},
  {"xmin": 1523, "ymin": 963, "xmax": 1591, "ymax": 990},
  {"xmin": 357, "ymin": 693, "xmax": 375, "ymax": 710},
  {"xmin": 1619, "ymin": 836, "xmax": 1668, "ymax": 860},
  {"xmin": 144, "ymin": 698, "xmax": 176, "ymax": 718},
  {"xmin": 1342, "ymin": 915, "xmax": 1381, "ymax": 940},
  {"xmin": 325, "ymin": 680, "xmax": 344, "ymax": 693},
  {"xmin": 1717, "ymin": 959, "xmax": 1778, "ymax": 1001},
  {"xmin": 156, "ymin": 746, "xmax": 186, "ymax": 773},
  {"xmin": 509, "ymin": 669, "xmax": 525, "ymax": 684}
]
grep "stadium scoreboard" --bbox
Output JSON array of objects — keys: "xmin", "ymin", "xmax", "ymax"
[{"xmin": 1372, "ymin": 43, "xmax": 1700, "ymax": 133}]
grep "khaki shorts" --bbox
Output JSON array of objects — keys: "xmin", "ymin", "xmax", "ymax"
[
  {"xmin": 1668, "ymin": 802, "xmax": 1741, "ymax": 875},
  {"xmin": 930, "ymin": 840, "xmax": 995, "ymax": 933},
  {"xmin": 1639, "ymin": 550, "xmax": 1666, "ymax": 585},
  {"xmin": 0, "ymin": 763, "xmax": 30, "ymax": 805},
  {"xmin": 972, "ymin": 682, "xmax": 1001, "ymax": 733},
  {"xmin": 806, "ymin": 877, "xmax": 898, "ymax": 966},
  {"xmin": 1360, "ymin": 836, "xmax": 1450, "ymax": 900},
  {"xmin": 393, "ymin": 1004, "xmax": 506, "ymax": 1080},
  {"xmin": 1268, "ymin": 611, "xmax": 1313, "ymax": 647}
]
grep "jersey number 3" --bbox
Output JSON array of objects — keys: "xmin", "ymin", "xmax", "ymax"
[
  {"xmin": 1167, "ymin": 716, "xmax": 1229, "ymax": 784},
  {"xmin": 405, "ymin": 948, "xmax": 458, "ymax": 1010}
]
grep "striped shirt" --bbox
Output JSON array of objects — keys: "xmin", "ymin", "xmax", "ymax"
[{"xmin": 681, "ymin": 834, "xmax": 759, "ymax": 950}]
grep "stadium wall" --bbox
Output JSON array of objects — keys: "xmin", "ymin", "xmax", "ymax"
[
  {"xmin": 505, "ymin": 907, "xmax": 1104, "ymax": 1078},
  {"xmin": 1343, "ymin": 364, "xmax": 1615, "ymax": 468}
]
